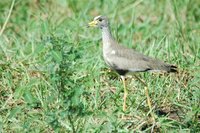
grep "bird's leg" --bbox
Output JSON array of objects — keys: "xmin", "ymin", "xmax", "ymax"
[
  {"xmin": 121, "ymin": 76, "xmax": 127, "ymax": 112},
  {"xmin": 145, "ymin": 86, "xmax": 155, "ymax": 122},
  {"xmin": 134, "ymin": 75, "xmax": 155, "ymax": 121},
  {"xmin": 145, "ymin": 87, "xmax": 152, "ymax": 112},
  {"xmin": 134, "ymin": 75, "xmax": 152, "ymax": 110}
]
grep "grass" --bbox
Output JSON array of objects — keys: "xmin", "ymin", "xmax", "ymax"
[{"xmin": 0, "ymin": 0, "xmax": 199, "ymax": 132}]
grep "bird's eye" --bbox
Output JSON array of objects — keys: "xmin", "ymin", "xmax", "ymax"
[{"xmin": 98, "ymin": 18, "xmax": 103, "ymax": 22}]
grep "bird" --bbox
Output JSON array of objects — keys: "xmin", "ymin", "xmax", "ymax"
[{"xmin": 87, "ymin": 15, "xmax": 177, "ymax": 112}]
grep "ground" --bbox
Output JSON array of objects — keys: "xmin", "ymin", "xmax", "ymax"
[{"xmin": 0, "ymin": 0, "xmax": 199, "ymax": 132}]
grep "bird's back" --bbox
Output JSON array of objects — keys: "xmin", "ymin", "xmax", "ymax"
[{"xmin": 103, "ymin": 41, "xmax": 177, "ymax": 74}]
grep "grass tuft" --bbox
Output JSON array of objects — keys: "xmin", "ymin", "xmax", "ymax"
[{"xmin": 0, "ymin": 0, "xmax": 199, "ymax": 132}]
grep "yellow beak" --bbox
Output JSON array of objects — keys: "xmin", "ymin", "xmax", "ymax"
[{"xmin": 88, "ymin": 20, "xmax": 98, "ymax": 27}]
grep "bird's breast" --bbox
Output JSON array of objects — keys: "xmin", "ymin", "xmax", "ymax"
[{"xmin": 102, "ymin": 47, "xmax": 116, "ymax": 68}]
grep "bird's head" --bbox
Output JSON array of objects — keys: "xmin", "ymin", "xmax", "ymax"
[{"xmin": 88, "ymin": 15, "xmax": 109, "ymax": 29}]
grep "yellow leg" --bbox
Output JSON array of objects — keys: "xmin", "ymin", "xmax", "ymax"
[
  {"xmin": 133, "ymin": 75, "xmax": 155, "ymax": 121},
  {"xmin": 145, "ymin": 87, "xmax": 152, "ymax": 111},
  {"xmin": 145, "ymin": 86, "xmax": 155, "ymax": 121},
  {"xmin": 121, "ymin": 76, "xmax": 127, "ymax": 112}
]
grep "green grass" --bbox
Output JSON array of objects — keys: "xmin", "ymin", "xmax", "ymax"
[{"xmin": 0, "ymin": 0, "xmax": 200, "ymax": 132}]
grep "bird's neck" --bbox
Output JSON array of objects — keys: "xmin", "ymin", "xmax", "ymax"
[{"xmin": 101, "ymin": 26, "xmax": 113, "ymax": 45}]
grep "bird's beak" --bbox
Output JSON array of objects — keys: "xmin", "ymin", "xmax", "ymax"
[{"xmin": 88, "ymin": 20, "xmax": 98, "ymax": 27}]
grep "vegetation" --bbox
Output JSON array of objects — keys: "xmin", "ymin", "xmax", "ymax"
[{"xmin": 0, "ymin": 0, "xmax": 199, "ymax": 132}]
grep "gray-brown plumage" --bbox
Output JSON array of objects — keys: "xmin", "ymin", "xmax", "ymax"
[
  {"xmin": 88, "ymin": 15, "xmax": 177, "ymax": 112},
  {"xmin": 88, "ymin": 15, "xmax": 177, "ymax": 76}
]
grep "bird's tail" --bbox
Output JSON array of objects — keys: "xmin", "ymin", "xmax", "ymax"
[{"xmin": 167, "ymin": 65, "xmax": 177, "ymax": 73}]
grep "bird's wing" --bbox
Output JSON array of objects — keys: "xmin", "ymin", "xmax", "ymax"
[{"xmin": 107, "ymin": 44, "xmax": 170, "ymax": 72}]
